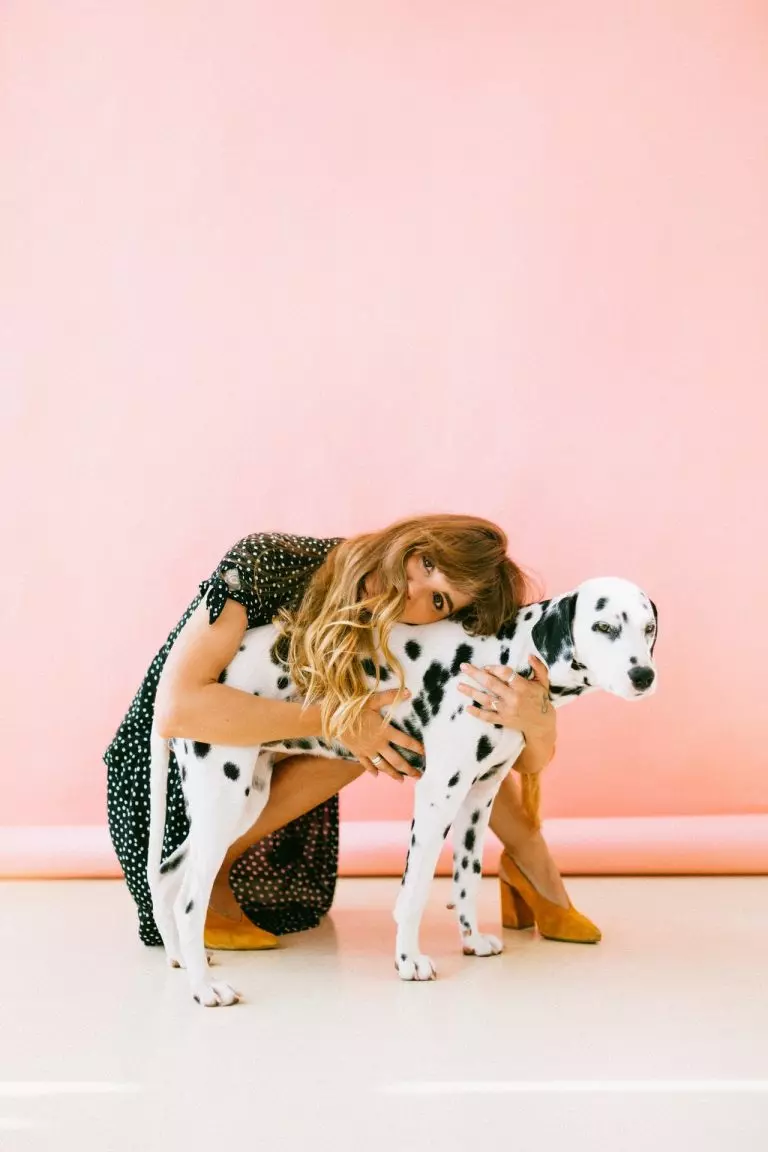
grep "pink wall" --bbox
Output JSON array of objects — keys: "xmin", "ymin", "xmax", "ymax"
[{"xmin": 1, "ymin": 1, "xmax": 766, "ymax": 830}]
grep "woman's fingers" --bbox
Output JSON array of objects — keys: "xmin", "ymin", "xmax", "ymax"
[
  {"xmin": 380, "ymin": 742, "xmax": 421, "ymax": 779},
  {"xmin": 384, "ymin": 723, "xmax": 424, "ymax": 758}
]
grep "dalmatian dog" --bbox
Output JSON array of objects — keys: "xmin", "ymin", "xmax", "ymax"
[{"xmin": 148, "ymin": 576, "xmax": 658, "ymax": 1005}]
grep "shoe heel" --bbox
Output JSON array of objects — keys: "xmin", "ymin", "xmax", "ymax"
[{"xmin": 500, "ymin": 877, "xmax": 535, "ymax": 930}]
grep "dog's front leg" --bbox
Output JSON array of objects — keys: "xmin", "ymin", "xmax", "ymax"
[
  {"xmin": 450, "ymin": 763, "xmax": 509, "ymax": 958},
  {"xmin": 393, "ymin": 773, "xmax": 466, "ymax": 981}
]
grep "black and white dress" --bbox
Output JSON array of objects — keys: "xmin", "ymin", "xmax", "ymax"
[{"xmin": 104, "ymin": 532, "xmax": 344, "ymax": 946}]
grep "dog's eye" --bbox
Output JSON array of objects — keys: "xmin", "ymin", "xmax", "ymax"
[
  {"xmin": 593, "ymin": 621, "xmax": 613, "ymax": 634},
  {"xmin": 645, "ymin": 624, "xmax": 656, "ymax": 636}
]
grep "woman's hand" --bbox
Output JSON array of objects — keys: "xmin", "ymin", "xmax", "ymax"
[
  {"xmin": 343, "ymin": 688, "xmax": 424, "ymax": 782},
  {"xmin": 457, "ymin": 654, "xmax": 556, "ymax": 774}
]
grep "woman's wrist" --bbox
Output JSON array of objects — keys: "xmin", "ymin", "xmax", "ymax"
[{"xmin": 296, "ymin": 700, "xmax": 325, "ymax": 739}]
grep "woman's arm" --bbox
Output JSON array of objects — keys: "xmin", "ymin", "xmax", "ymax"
[{"xmin": 154, "ymin": 598, "xmax": 324, "ymax": 746}]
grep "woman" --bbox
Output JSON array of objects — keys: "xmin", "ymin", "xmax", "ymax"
[{"xmin": 105, "ymin": 515, "xmax": 600, "ymax": 952}]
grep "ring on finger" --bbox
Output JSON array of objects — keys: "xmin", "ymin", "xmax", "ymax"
[
  {"xmin": 490, "ymin": 698, "xmax": 499, "ymax": 712},
  {"xmin": 371, "ymin": 754, "xmax": 384, "ymax": 766}
]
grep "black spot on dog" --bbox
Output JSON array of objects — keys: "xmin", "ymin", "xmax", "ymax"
[
  {"xmin": 464, "ymin": 828, "xmax": 476, "ymax": 852},
  {"xmin": 424, "ymin": 661, "xmax": 450, "ymax": 716},
  {"xmin": 361, "ymin": 657, "xmax": 377, "ymax": 678},
  {"xmin": 401, "ymin": 716, "xmax": 423, "ymax": 743},
  {"xmin": 622, "ymin": 611, "xmax": 628, "ymax": 623},
  {"xmin": 223, "ymin": 761, "xmax": 240, "ymax": 781},
  {"xmin": 453, "ymin": 870, "xmax": 460, "ymax": 882},
  {"xmin": 239, "ymin": 644, "xmax": 246, "ymax": 652},
  {"xmin": 550, "ymin": 685, "xmax": 584, "ymax": 698},
  {"xmin": 217, "ymin": 668, "xmax": 228, "ymax": 684},
  {"xmin": 629, "ymin": 656, "xmax": 638, "ymax": 665},
  {"xmin": 180, "ymin": 764, "xmax": 187, "ymax": 783},
  {"xmin": 277, "ymin": 675, "xmax": 290, "ymax": 690},
  {"xmin": 411, "ymin": 833, "xmax": 416, "ymax": 847},
  {"xmin": 531, "ymin": 594, "xmax": 577, "ymax": 666},
  {"xmin": 571, "ymin": 659, "xmax": 587, "ymax": 671},
  {"xmin": 448, "ymin": 772, "xmax": 461, "ymax": 787},
  {"xmin": 159, "ymin": 849, "xmax": 186, "ymax": 875},
  {"xmin": 193, "ymin": 741, "xmax": 210, "ymax": 758},
  {"xmin": 461, "ymin": 855, "xmax": 469, "ymax": 869},
  {"xmin": 460, "ymin": 889, "xmax": 467, "ymax": 899},
  {"xmin": 185, "ymin": 899, "xmax": 194, "ymax": 914},
  {"xmin": 473, "ymin": 859, "xmax": 482, "ymax": 874},
  {"xmin": 497, "ymin": 615, "xmax": 519, "ymax": 641},
  {"xmin": 378, "ymin": 665, "xmax": 391, "ymax": 682},
  {"xmin": 405, "ymin": 640, "xmax": 422, "ymax": 661},
  {"xmin": 476, "ymin": 735, "xmax": 493, "ymax": 762},
  {"xmin": 252, "ymin": 690, "xmax": 260, "ymax": 696},
  {"xmin": 471, "ymin": 809, "xmax": 481, "ymax": 824},
  {"xmin": 443, "ymin": 825, "xmax": 451, "ymax": 840},
  {"xmin": 413, "ymin": 695, "xmax": 430, "ymax": 726},
  {"xmin": 450, "ymin": 643, "xmax": 474, "ymax": 677},
  {"xmin": 596, "ymin": 597, "xmax": 608, "ymax": 611},
  {"xmin": 493, "ymin": 723, "xmax": 503, "ymax": 730},
  {"xmin": 477, "ymin": 760, "xmax": 506, "ymax": 782},
  {"xmin": 400, "ymin": 953, "xmax": 407, "ymax": 961},
  {"xmin": 244, "ymin": 786, "xmax": 250, "ymax": 797},
  {"xmin": 500, "ymin": 647, "xmax": 510, "ymax": 665}
]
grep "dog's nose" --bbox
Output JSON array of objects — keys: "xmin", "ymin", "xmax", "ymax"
[{"xmin": 628, "ymin": 666, "xmax": 655, "ymax": 691}]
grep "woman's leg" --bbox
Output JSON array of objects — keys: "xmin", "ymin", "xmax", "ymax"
[
  {"xmin": 210, "ymin": 754, "xmax": 364, "ymax": 917},
  {"xmin": 489, "ymin": 773, "xmax": 570, "ymax": 907}
]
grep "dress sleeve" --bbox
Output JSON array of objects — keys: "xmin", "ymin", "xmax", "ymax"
[
  {"xmin": 197, "ymin": 531, "xmax": 343, "ymax": 631},
  {"xmin": 198, "ymin": 535, "xmax": 272, "ymax": 630}
]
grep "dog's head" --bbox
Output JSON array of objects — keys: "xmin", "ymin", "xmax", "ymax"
[{"xmin": 569, "ymin": 577, "xmax": 658, "ymax": 700}]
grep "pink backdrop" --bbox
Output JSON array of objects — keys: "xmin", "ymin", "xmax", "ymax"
[{"xmin": 1, "ymin": 2, "xmax": 766, "ymax": 842}]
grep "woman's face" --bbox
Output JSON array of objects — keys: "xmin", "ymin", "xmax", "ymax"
[{"xmin": 366, "ymin": 553, "xmax": 472, "ymax": 625}]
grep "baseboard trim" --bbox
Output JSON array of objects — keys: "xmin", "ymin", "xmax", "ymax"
[{"xmin": 1, "ymin": 816, "xmax": 766, "ymax": 878}]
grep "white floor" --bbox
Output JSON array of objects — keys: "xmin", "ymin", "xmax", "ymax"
[{"xmin": 1, "ymin": 876, "xmax": 766, "ymax": 1152}]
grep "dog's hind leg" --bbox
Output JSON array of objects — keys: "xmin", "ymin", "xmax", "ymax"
[
  {"xmin": 450, "ymin": 764, "xmax": 509, "ymax": 958},
  {"xmin": 175, "ymin": 757, "xmax": 271, "ymax": 1007},
  {"xmin": 153, "ymin": 836, "xmax": 189, "ymax": 967},
  {"xmin": 146, "ymin": 729, "xmax": 187, "ymax": 966}
]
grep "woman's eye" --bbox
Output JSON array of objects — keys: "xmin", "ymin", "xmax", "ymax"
[
  {"xmin": 433, "ymin": 592, "xmax": 444, "ymax": 611},
  {"xmin": 422, "ymin": 555, "xmax": 434, "ymax": 573}
]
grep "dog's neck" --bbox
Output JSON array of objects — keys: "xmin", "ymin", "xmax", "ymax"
[{"xmin": 499, "ymin": 591, "xmax": 593, "ymax": 701}]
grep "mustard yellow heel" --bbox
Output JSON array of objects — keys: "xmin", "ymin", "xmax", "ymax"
[
  {"xmin": 203, "ymin": 907, "xmax": 280, "ymax": 951},
  {"xmin": 499, "ymin": 851, "xmax": 602, "ymax": 944}
]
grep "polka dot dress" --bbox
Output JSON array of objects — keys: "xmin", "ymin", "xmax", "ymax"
[{"xmin": 104, "ymin": 532, "xmax": 344, "ymax": 946}]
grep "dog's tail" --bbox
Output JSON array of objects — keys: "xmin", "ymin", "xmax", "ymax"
[{"xmin": 147, "ymin": 725, "xmax": 171, "ymax": 892}]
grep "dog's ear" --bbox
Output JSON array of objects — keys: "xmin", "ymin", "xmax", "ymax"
[
  {"xmin": 531, "ymin": 593, "xmax": 577, "ymax": 665},
  {"xmin": 649, "ymin": 598, "xmax": 659, "ymax": 655}
]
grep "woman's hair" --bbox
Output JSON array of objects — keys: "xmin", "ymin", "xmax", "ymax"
[{"xmin": 278, "ymin": 513, "xmax": 539, "ymax": 751}]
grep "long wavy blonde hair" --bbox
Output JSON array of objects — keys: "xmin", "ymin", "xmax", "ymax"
[{"xmin": 278, "ymin": 514, "xmax": 544, "ymax": 825}]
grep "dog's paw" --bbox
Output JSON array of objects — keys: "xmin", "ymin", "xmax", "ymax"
[
  {"xmin": 396, "ymin": 953, "xmax": 437, "ymax": 981},
  {"xmin": 191, "ymin": 980, "xmax": 241, "ymax": 1007},
  {"xmin": 462, "ymin": 932, "xmax": 503, "ymax": 957}
]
